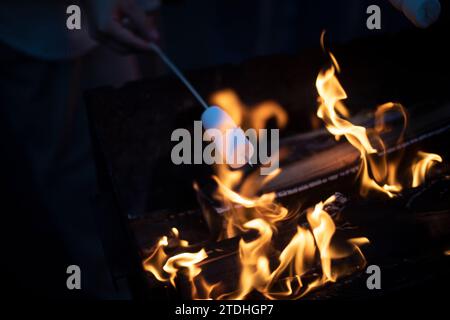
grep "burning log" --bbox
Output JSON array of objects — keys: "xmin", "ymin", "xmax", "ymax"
[
  {"xmin": 143, "ymin": 176, "xmax": 450, "ymax": 300},
  {"xmin": 264, "ymin": 101, "xmax": 450, "ymax": 197},
  {"xmin": 171, "ymin": 177, "xmax": 450, "ymax": 299}
]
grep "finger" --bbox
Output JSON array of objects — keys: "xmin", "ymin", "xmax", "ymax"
[
  {"xmin": 120, "ymin": 0, "xmax": 153, "ymax": 41},
  {"xmin": 108, "ymin": 21, "xmax": 150, "ymax": 51}
]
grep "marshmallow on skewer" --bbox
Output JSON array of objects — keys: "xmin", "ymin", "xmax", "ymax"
[
  {"xmin": 202, "ymin": 106, "xmax": 254, "ymax": 168},
  {"xmin": 389, "ymin": 0, "xmax": 441, "ymax": 28},
  {"xmin": 148, "ymin": 44, "xmax": 255, "ymax": 168}
]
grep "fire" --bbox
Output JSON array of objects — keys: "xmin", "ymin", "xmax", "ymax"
[
  {"xmin": 213, "ymin": 176, "xmax": 276, "ymax": 209},
  {"xmin": 306, "ymin": 196, "xmax": 337, "ymax": 282},
  {"xmin": 315, "ymin": 53, "xmax": 400, "ymax": 197},
  {"xmin": 250, "ymin": 101, "xmax": 288, "ymax": 131},
  {"xmin": 144, "ymin": 192, "xmax": 368, "ymax": 299},
  {"xmin": 143, "ymin": 228, "xmax": 214, "ymax": 299},
  {"xmin": 143, "ymin": 34, "xmax": 444, "ymax": 300},
  {"xmin": 142, "ymin": 228, "xmax": 193, "ymax": 283},
  {"xmin": 210, "ymin": 89, "xmax": 244, "ymax": 126},
  {"xmin": 224, "ymin": 196, "xmax": 365, "ymax": 300},
  {"xmin": 142, "ymin": 236, "xmax": 169, "ymax": 282},
  {"xmin": 163, "ymin": 249, "xmax": 208, "ymax": 287},
  {"xmin": 207, "ymin": 89, "xmax": 289, "ymax": 238},
  {"xmin": 411, "ymin": 151, "xmax": 442, "ymax": 187},
  {"xmin": 210, "ymin": 89, "xmax": 288, "ymax": 131},
  {"xmin": 221, "ymin": 218, "xmax": 274, "ymax": 300},
  {"xmin": 316, "ymin": 32, "xmax": 442, "ymax": 198},
  {"xmin": 212, "ymin": 168, "xmax": 292, "ymax": 239}
]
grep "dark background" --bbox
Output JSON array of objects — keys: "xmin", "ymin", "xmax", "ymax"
[{"xmin": 159, "ymin": 0, "xmax": 411, "ymax": 70}]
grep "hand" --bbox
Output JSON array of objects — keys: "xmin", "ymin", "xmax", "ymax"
[{"xmin": 85, "ymin": 0, "xmax": 160, "ymax": 53}]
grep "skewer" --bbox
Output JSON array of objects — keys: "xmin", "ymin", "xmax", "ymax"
[
  {"xmin": 148, "ymin": 43, "xmax": 209, "ymax": 110},
  {"xmin": 148, "ymin": 43, "xmax": 255, "ymax": 168}
]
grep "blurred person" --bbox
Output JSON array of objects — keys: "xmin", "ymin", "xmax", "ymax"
[{"xmin": 0, "ymin": 0, "xmax": 159, "ymax": 299}]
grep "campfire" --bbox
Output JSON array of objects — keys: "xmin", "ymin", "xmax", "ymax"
[
  {"xmin": 141, "ymin": 34, "xmax": 444, "ymax": 300},
  {"xmin": 85, "ymin": 17, "xmax": 450, "ymax": 300}
]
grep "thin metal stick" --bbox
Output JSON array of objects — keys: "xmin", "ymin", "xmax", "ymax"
[{"xmin": 149, "ymin": 43, "xmax": 209, "ymax": 110}]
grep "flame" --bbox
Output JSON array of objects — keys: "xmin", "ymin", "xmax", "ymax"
[
  {"xmin": 142, "ymin": 236, "xmax": 169, "ymax": 282},
  {"xmin": 143, "ymin": 34, "xmax": 445, "ymax": 300},
  {"xmin": 215, "ymin": 164, "xmax": 243, "ymax": 193},
  {"xmin": 163, "ymin": 249, "xmax": 208, "ymax": 287},
  {"xmin": 214, "ymin": 175, "xmax": 276, "ymax": 209},
  {"xmin": 306, "ymin": 196, "xmax": 337, "ymax": 282},
  {"xmin": 316, "ymin": 65, "xmax": 396, "ymax": 197},
  {"xmin": 213, "ymin": 170, "xmax": 291, "ymax": 239},
  {"xmin": 210, "ymin": 89, "xmax": 288, "ymax": 131},
  {"xmin": 316, "ymin": 33, "xmax": 443, "ymax": 196},
  {"xmin": 210, "ymin": 89, "xmax": 244, "ymax": 126},
  {"xmin": 144, "ymin": 194, "xmax": 367, "ymax": 300},
  {"xmin": 207, "ymin": 89, "xmax": 289, "ymax": 238},
  {"xmin": 411, "ymin": 151, "xmax": 442, "ymax": 187},
  {"xmin": 170, "ymin": 227, "xmax": 190, "ymax": 247},
  {"xmin": 143, "ymin": 229, "xmax": 214, "ymax": 299},
  {"xmin": 221, "ymin": 218, "xmax": 274, "ymax": 300},
  {"xmin": 315, "ymin": 34, "xmax": 413, "ymax": 198},
  {"xmin": 250, "ymin": 101, "xmax": 288, "ymax": 131},
  {"xmin": 142, "ymin": 228, "xmax": 192, "ymax": 283},
  {"xmin": 145, "ymin": 52, "xmax": 369, "ymax": 299},
  {"xmin": 162, "ymin": 248, "xmax": 215, "ymax": 299}
]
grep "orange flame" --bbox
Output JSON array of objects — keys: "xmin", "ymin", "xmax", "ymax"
[
  {"xmin": 411, "ymin": 151, "xmax": 442, "ymax": 187},
  {"xmin": 210, "ymin": 89, "xmax": 244, "ymax": 126},
  {"xmin": 210, "ymin": 89, "xmax": 288, "ymax": 131},
  {"xmin": 163, "ymin": 249, "xmax": 208, "ymax": 287},
  {"xmin": 144, "ymin": 193, "xmax": 368, "ymax": 299},
  {"xmin": 145, "ymin": 78, "xmax": 368, "ymax": 299},
  {"xmin": 142, "ymin": 228, "xmax": 214, "ymax": 299},
  {"xmin": 143, "ymin": 34, "xmax": 445, "ymax": 300},
  {"xmin": 142, "ymin": 236, "xmax": 169, "ymax": 282},
  {"xmin": 306, "ymin": 196, "xmax": 337, "ymax": 282},
  {"xmin": 316, "ymin": 33, "xmax": 412, "ymax": 198},
  {"xmin": 213, "ymin": 170, "xmax": 291, "ymax": 239}
]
